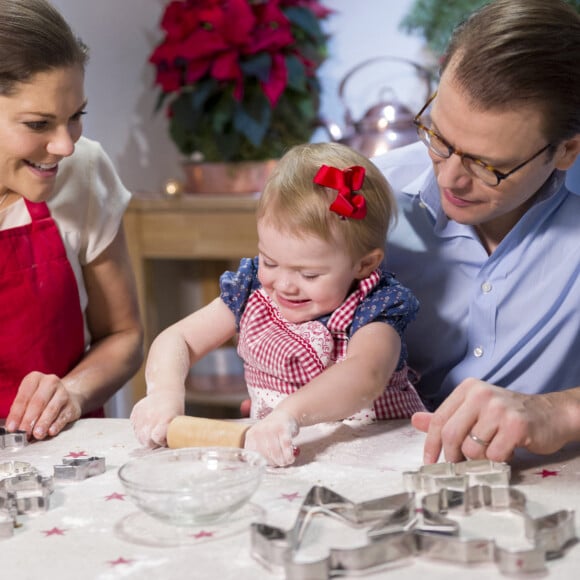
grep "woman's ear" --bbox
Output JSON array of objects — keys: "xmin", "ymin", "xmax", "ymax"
[
  {"xmin": 555, "ymin": 134, "xmax": 580, "ymax": 170},
  {"xmin": 355, "ymin": 248, "xmax": 384, "ymax": 279}
]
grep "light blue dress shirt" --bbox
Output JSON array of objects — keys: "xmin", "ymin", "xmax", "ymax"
[{"xmin": 375, "ymin": 142, "xmax": 580, "ymax": 409}]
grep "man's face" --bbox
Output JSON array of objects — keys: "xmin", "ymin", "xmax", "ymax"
[{"xmin": 426, "ymin": 71, "xmax": 563, "ymax": 250}]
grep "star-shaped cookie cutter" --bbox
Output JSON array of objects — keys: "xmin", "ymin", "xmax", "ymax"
[
  {"xmin": 0, "ymin": 461, "xmax": 54, "ymax": 538},
  {"xmin": 53, "ymin": 456, "xmax": 106, "ymax": 481},
  {"xmin": 0, "ymin": 427, "xmax": 28, "ymax": 450},
  {"xmin": 251, "ymin": 460, "xmax": 576, "ymax": 577}
]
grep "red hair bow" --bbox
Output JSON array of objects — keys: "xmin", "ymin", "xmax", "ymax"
[{"xmin": 313, "ymin": 164, "xmax": 367, "ymax": 219}]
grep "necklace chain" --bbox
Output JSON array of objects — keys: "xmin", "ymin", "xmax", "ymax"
[{"xmin": 0, "ymin": 193, "xmax": 9, "ymax": 208}]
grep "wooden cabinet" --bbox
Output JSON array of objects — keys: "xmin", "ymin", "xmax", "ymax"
[{"xmin": 123, "ymin": 192, "xmax": 258, "ymax": 404}]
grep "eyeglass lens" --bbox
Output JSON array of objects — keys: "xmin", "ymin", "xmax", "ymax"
[{"xmin": 417, "ymin": 126, "xmax": 502, "ymax": 185}]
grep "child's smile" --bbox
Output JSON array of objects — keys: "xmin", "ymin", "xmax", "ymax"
[{"xmin": 257, "ymin": 220, "xmax": 363, "ymax": 324}]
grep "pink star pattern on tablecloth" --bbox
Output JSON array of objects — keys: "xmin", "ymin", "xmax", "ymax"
[
  {"xmin": 43, "ymin": 527, "xmax": 66, "ymax": 536},
  {"xmin": 280, "ymin": 492, "xmax": 300, "ymax": 502},
  {"xmin": 66, "ymin": 451, "xmax": 88, "ymax": 458},
  {"xmin": 535, "ymin": 469, "xmax": 559, "ymax": 478},
  {"xmin": 105, "ymin": 492, "xmax": 126, "ymax": 501},
  {"xmin": 108, "ymin": 557, "xmax": 133, "ymax": 566},
  {"xmin": 191, "ymin": 530, "xmax": 214, "ymax": 539}
]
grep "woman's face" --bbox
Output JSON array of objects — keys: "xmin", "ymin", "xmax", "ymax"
[{"xmin": 0, "ymin": 65, "xmax": 86, "ymax": 201}]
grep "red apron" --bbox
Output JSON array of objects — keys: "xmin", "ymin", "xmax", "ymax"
[{"xmin": 0, "ymin": 199, "xmax": 103, "ymax": 418}]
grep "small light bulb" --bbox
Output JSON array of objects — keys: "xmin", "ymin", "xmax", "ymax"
[{"xmin": 164, "ymin": 179, "xmax": 183, "ymax": 196}]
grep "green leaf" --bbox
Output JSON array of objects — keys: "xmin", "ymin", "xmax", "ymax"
[
  {"xmin": 233, "ymin": 97, "xmax": 271, "ymax": 147},
  {"xmin": 283, "ymin": 6, "xmax": 325, "ymax": 44},
  {"xmin": 285, "ymin": 55, "xmax": 307, "ymax": 92},
  {"xmin": 240, "ymin": 53, "xmax": 272, "ymax": 83}
]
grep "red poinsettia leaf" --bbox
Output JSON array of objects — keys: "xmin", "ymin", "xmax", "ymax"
[
  {"xmin": 211, "ymin": 51, "xmax": 243, "ymax": 82},
  {"xmin": 155, "ymin": 69, "xmax": 182, "ymax": 93},
  {"xmin": 160, "ymin": 1, "xmax": 201, "ymax": 40},
  {"xmin": 219, "ymin": 0, "xmax": 256, "ymax": 46},
  {"xmin": 181, "ymin": 29, "xmax": 229, "ymax": 60},
  {"xmin": 185, "ymin": 59, "xmax": 212, "ymax": 85},
  {"xmin": 260, "ymin": 53, "xmax": 288, "ymax": 106},
  {"xmin": 249, "ymin": 3, "xmax": 294, "ymax": 54},
  {"xmin": 149, "ymin": 41, "xmax": 179, "ymax": 65}
]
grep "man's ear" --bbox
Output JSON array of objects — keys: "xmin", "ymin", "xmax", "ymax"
[
  {"xmin": 355, "ymin": 248, "xmax": 384, "ymax": 279},
  {"xmin": 555, "ymin": 134, "xmax": 580, "ymax": 170}
]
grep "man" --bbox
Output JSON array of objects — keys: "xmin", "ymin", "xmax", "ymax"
[{"xmin": 376, "ymin": 0, "xmax": 580, "ymax": 463}]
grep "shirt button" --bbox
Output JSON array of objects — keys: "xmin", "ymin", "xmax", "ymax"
[
  {"xmin": 473, "ymin": 346, "xmax": 484, "ymax": 358},
  {"xmin": 418, "ymin": 201, "xmax": 426, "ymax": 208},
  {"xmin": 481, "ymin": 281, "xmax": 492, "ymax": 293}
]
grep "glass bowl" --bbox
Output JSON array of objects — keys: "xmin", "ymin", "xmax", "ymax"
[{"xmin": 118, "ymin": 447, "xmax": 266, "ymax": 526}]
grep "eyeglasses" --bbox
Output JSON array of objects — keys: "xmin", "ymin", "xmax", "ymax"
[{"xmin": 413, "ymin": 92, "xmax": 552, "ymax": 186}]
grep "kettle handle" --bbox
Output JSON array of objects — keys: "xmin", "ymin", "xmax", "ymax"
[{"xmin": 339, "ymin": 56, "xmax": 434, "ymax": 126}]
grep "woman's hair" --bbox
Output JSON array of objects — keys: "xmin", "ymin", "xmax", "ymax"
[
  {"xmin": 0, "ymin": 0, "xmax": 88, "ymax": 96},
  {"xmin": 257, "ymin": 142, "xmax": 395, "ymax": 261},
  {"xmin": 441, "ymin": 0, "xmax": 580, "ymax": 146}
]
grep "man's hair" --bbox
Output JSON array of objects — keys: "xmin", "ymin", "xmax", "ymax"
[{"xmin": 441, "ymin": 0, "xmax": 580, "ymax": 145}]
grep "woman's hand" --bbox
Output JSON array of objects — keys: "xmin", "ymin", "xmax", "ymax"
[
  {"xmin": 412, "ymin": 378, "xmax": 578, "ymax": 463},
  {"xmin": 5, "ymin": 371, "xmax": 83, "ymax": 439},
  {"xmin": 244, "ymin": 409, "xmax": 299, "ymax": 467},
  {"xmin": 130, "ymin": 391, "xmax": 184, "ymax": 448}
]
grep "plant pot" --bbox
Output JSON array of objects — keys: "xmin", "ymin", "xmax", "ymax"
[{"xmin": 182, "ymin": 160, "xmax": 278, "ymax": 194}]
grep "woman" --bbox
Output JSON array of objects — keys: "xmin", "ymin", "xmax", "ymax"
[{"xmin": 0, "ymin": 0, "xmax": 143, "ymax": 439}]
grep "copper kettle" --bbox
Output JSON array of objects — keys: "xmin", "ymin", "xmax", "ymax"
[{"xmin": 321, "ymin": 56, "xmax": 434, "ymax": 158}]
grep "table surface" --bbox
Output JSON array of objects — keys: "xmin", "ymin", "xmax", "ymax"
[{"xmin": 2, "ymin": 418, "xmax": 580, "ymax": 579}]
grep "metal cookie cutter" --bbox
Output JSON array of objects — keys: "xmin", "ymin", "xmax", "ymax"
[
  {"xmin": 0, "ymin": 427, "xmax": 28, "ymax": 450},
  {"xmin": 252, "ymin": 485, "xmax": 425, "ymax": 578},
  {"xmin": 403, "ymin": 459, "xmax": 511, "ymax": 493},
  {"xmin": 53, "ymin": 456, "xmax": 106, "ymax": 481},
  {"xmin": 251, "ymin": 481, "xmax": 576, "ymax": 577},
  {"xmin": 0, "ymin": 461, "xmax": 54, "ymax": 539},
  {"xmin": 416, "ymin": 484, "xmax": 576, "ymax": 574}
]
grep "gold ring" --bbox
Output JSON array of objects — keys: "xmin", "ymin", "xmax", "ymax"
[{"xmin": 469, "ymin": 432, "xmax": 490, "ymax": 447}]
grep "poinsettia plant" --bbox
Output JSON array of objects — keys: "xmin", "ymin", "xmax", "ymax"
[{"xmin": 150, "ymin": 0, "xmax": 332, "ymax": 162}]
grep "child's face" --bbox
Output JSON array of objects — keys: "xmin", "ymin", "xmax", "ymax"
[{"xmin": 257, "ymin": 220, "xmax": 363, "ymax": 324}]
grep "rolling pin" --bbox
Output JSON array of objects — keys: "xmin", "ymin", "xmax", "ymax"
[{"xmin": 167, "ymin": 415, "xmax": 250, "ymax": 449}]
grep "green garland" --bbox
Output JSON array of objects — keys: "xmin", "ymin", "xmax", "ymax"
[{"xmin": 400, "ymin": 0, "xmax": 580, "ymax": 56}]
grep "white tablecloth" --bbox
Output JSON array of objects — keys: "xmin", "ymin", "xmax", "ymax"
[{"xmin": 1, "ymin": 418, "xmax": 579, "ymax": 579}]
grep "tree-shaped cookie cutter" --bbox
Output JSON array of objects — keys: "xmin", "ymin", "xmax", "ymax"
[{"xmin": 251, "ymin": 460, "xmax": 576, "ymax": 577}]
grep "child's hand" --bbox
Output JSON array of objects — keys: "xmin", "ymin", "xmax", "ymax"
[
  {"xmin": 130, "ymin": 391, "xmax": 184, "ymax": 448},
  {"xmin": 244, "ymin": 409, "xmax": 299, "ymax": 467}
]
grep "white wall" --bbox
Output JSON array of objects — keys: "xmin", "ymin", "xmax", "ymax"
[{"xmin": 50, "ymin": 0, "xmax": 428, "ymax": 193}]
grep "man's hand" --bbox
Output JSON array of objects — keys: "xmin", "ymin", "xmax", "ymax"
[{"xmin": 412, "ymin": 378, "xmax": 575, "ymax": 463}]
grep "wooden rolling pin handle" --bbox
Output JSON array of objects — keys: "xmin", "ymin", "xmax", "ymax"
[{"xmin": 167, "ymin": 416, "xmax": 250, "ymax": 449}]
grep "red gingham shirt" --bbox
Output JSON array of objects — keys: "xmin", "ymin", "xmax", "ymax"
[{"xmin": 236, "ymin": 269, "xmax": 425, "ymax": 420}]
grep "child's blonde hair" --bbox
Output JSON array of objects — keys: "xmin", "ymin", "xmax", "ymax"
[{"xmin": 257, "ymin": 142, "xmax": 396, "ymax": 261}]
